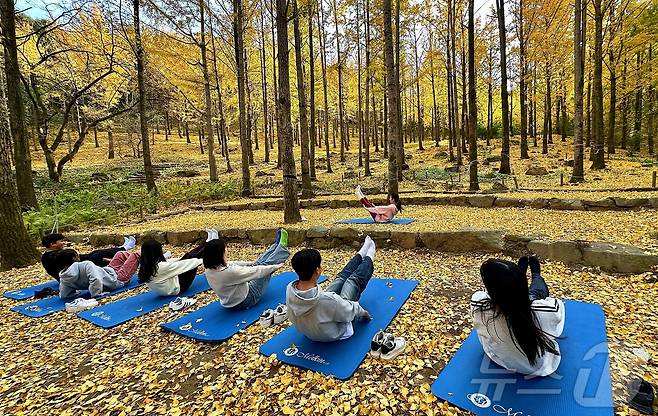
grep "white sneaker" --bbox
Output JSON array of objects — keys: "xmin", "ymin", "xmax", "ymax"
[
  {"xmin": 205, "ymin": 229, "xmax": 219, "ymax": 242},
  {"xmin": 273, "ymin": 304, "xmax": 287, "ymax": 324},
  {"xmin": 122, "ymin": 235, "xmax": 136, "ymax": 250},
  {"xmin": 65, "ymin": 298, "xmax": 99, "ymax": 313},
  {"xmin": 169, "ymin": 297, "xmax": 197, "ymax": 311},
  {"xmin": 259, "ymin": 309, "xmax": 275, "ymax": 328},
  {"xmin": 379, "ymin": 333, "xmax": 406, "ymax": 360},
  {"xmin": 163, "ymin": 250, "xmax": 172, "ymax": 259}
]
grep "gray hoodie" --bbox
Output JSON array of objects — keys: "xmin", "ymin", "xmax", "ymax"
[
  {"xmin": 59, "ymin": 260, "xmax": 124, "ymax": 298},
  {"xmin": 285, "ymin": 281, "xmax": 366, "ymax": 342}
]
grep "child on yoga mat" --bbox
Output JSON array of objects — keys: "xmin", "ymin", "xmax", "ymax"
[
  {"xmin": 55, "ymin": 248, "xmax": 140, "ymax": 298},
  {"xmin": 355, "ymin": 186, "xmax": 402, "ymax": 223},
  {"xmin": 204, "ymin": 229, "xmax": 289, "ymax": 309},
  {"xmin": 286, "ymin": 237, "xmax": 376, "ymax": 342},
  {"xmin": 41, "ymin": 233, "xmax": 136, "ymax": 280},
  {"xmin": 139, "ymin": 229, "xmax": 219, "ymax": 297},
  {"xmin": 471, "ymin": 256, "xmax": 565, "ymax": 376}
]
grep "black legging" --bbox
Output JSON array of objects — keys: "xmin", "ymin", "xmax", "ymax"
[
  {"xmin": 177, "ymin": 243, "xmax": 205, "ymax": 293},
  {"xmin": 80, "ymin": 247, "xmax": 125, "ymax": 266}
]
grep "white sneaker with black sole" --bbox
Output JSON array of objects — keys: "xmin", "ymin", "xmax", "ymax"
[
  {"xmin": 273, "ymin": 304, "xmax": 287, "ymax": 324},
  {"xmin": 65, "ymin": 298, "xmax": 99, "ymax": 313},
  {"xmin": 380, "ymin": 333, "xmax": 406, "ymax": 360},
  {"xmin": 259, "ymin": 309, "xmax": 275, "ymax": 328},
  {"xmin": 169, "ymin": 297, "xmax": 196, "ymax": 311}
]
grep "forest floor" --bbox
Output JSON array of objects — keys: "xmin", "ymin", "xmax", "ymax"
[{"xmin": 0, "ymin": 243, "xmax": 656, "ymax": 415}]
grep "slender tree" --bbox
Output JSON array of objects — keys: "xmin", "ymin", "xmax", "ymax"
[
  {"xmin": 384, "ymin": 0, "xmax": 399, "ymax": 193},
  {"xmin": 308, "ymin": 5, "xmax": 317, "ymax": 179},
  {"xmin": 317, "ymin": 1, "xmax": 332, "ymax": 172},
  {"xmin": 570, "ymin": 0, "xmax": 586, "ymax": 182},
  {"xmin": 467, "ymin": 0, "xmax": 478, "ymax": 190},
  {"xmin": 234, "ymin": 0, "xmax": 252, "ymax": 194},
  {"xmin": 496, "ymin": 0, "xmax": 511, "ymax": 174},
  {"xmin": 591, "ymin": 0, "xmax": 605, "ymax": 168}
]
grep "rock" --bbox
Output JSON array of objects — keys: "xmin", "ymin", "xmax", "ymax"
[
  {"xmin": 525, "ymin": 166, "xmax": 549, "ymax": 176},
  {"xmin": 255, "ymin": 170, "xmax": 275, "ymax": 177},
  {"xmin": 468, "ymin": 195, "xmax": 496, "ymax": 208},
  {"xmin": 549, "ymin": 199, "xmax": 586, "ymax": 211},
  {"xmin": 91, "ymin": 172, "xmax": 112, "ymax": 182},
  {"xmin": 66, "ymin": 234, "xmax": 87, "ymax": 244},
  {"xmin": 649, "ymin": 198, "xmax": 658, "ymax": 208},
  {"xmin": 329, "ymin": 226, "xmax": 361, "ymax": 240},
  {"xmin": 307, "ymin": 226, "xmax": 329, "ymax": 238},
  {"xmin": 529, "ymin": 198, "xmax": 549, "ymax": 209},
  {"xmin": 287, "ymin": 229, "xmax": 307, "ymax": 246},
  {"xmin": 583, "ymin": 198, "xmax": 616, "ymax": 210},
  {"xmin": 138, "ymin": 231, "xmax": 167, "ymax": 244},
  {"xmin": 362, "ymin": 187, "xmax": 381, "ymax": 195},
  {"xmin": 433, "ymin": 151, "xmax": 448, "ymax": 159},
  {"xmin": 230, "ymin": 204, "xmax": 249, "ymax": 211},
  {"xmin": 248, "ymin": 201, "xmax": 268, "ymax": 210},
  {"xmin": 166, "ymin": 230, "xmax": 202, "ymax": 246},
  {"xmin": 485, "ymin": 155, "xmax": 501, "ymax": 163},
  {"xmin": 173, "ymin": 169, "xmax": 201, "ymax": 178},
  {"xmin": 582, "ymin": 242, "xmax": 658, "ymax": 274},
  {"xmin": 448, "ymin": 196, "xmax": 468, "ymax": 206},
  {"xmin": 219, "ymin": 228, "xmax": 248, "ymax": 239},
  {"xmin": 247, "ymin": 228, "xmax": 277, "ymax": 245},
  {"xmin": 491, "ymin": 182, "xmax": 509, "ymax": 191},
  {"xmin": 614, "ymin": 197, "xmax": 649, "ymax": 209},
  {"xmin": 308, "ymin": 237, "xmax": 340, "ymax": 249},
  {"xmin": 390, "ymin": 231, "xmax": 417, "ymax": 249},
  {"xmin": 89, "ymin": 233, "xmax": 124, "ymax": 247},
  {"xmin": 327, "ymin": 199, "xmax": 351, "ymax": 209},
  {"xmin": 493, "ymin": 197, "xmax": 524, "ymax": 208},
  {"xmin": 419, "ymin": 230, "xmax": 504, "ymax": 253},
  {"xmin": 527, "ymin": 240, "xmax": 584, "ymax": 264},
  {"xmin": 367, "ymin": 230, "xmax": 391, "ymax": 240}
]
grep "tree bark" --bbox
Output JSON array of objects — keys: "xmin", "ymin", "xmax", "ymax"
[
  {"xmin": 317, "ymin": 2, "xmax": 332, "ymax": 172},
  {"xmin": 293, "ymin": 0, "xmax": 313, "ymax": 198},
  {"xmin": 632, "ymin": 51, "xmax": 643, "ymax": 153},
  {"xmin": 467, "ymin": 0, "xmax": 478, "ymax": 191},
  {"xmin": 332, "ymin": 0, "xmax": 346, "ymax": 163},
  {"xmin": 364, "ymin": 0, "xmax": 372, "ymax": 176},
  {"xmin": 308, "ymin": 7, "xmax": 317, "ymax": 179},
  {"xmin": 518, "ymin": 0, "xmax": 529, "ymax": 159},
  {"xmin": 107, "ymin": 126, "xmax": 114, "ymax": 159},
  {"xmin": 384, "ymin": 0, "xmax": 399, "ymax": 193},
  {"xmin": 260, "ymin": 5, "xmax": 270, "ymax": 163},
  {"xmin": 570, "ymin": 0, "xmax": 585, "ymax": 182},
  {"xmin": 590, "ymin": 0, "xmax": 605, "ymax": 169},
  {"xmin": 621, "ymin": 58, "xmax": 628, "ymax": 149},
  {"xmin": 496, "ymin": 0, "xmax": 511, "ymax": 174},
  {"xmin": 234, "ymin": 0, "xmax": 252, "ymax": 194}
]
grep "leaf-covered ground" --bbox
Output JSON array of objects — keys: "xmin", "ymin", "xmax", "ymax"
[
  {"xmin": 90, "ymin": 205, "xmax": 658, "ymax": 251},
  {"xmin": 0, "ymin": 242, "xmax": 656, "ymax": 415}
]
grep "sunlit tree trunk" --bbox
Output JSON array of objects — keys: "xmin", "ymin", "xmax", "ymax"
[
  {"xmin": 591, "ymin": 0, "xmax": 605, "ymax": 169},
  {"xmin": 308, "ymin": 7, "xmax": 317, "ymax": 179},
  {"xmin": 384, "ymin": 0, "xmax": 399, "ymax": 193},
  {"xmin": 234, "ymin": 0, "xmax": 252, "ymax": 194},
  {"xmin": 332, "ymin": 0, "xmax": 346, "ymax": 162},
  {"xmin": 364, "ymin": 0, "xmax": 371, "ymax": 176},
  {"xmin": 621, "ymin": 58, "xmax": 628, "ymax": 149},
  {"xmin": 209, "ymin": 14, "xmax": 232, "ymax": 172},
  {"xmin": 260, "ymin": 5, "xmax": 270, "ymax": 163},
  {"xmin": 317, "ymin": 1, "xmax": 332, "ymax": 172},
  {"xmin": 467, "ymin": 0, "xmax": 478, "ymax": 190},
  {"xmin": 496, "ymin": 0, "xmax": 511, "ymax": 173},
  {"xmin": 570, "ymin": 0, "xmax": 585, "ymax": 182},
  {"xmin": 632, "ymin": 51, "xmax": 643, "ymax": 153},
  {"xmin": 518, "ymin": 0, "xmax": 529, "ymax": 159}
]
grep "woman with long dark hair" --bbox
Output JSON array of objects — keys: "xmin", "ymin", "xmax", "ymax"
[
  {"xmin": 354, "ymin": 186, "xmax": 403, "ymax": 223},
  {"xmin": 471, "ymin": 256, "xmax": 565, "ymax": 376}
]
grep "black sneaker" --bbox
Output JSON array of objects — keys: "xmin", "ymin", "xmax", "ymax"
[
  {"xmin": 370, "ymin": 330, "xmax": 386, "ymax": 358},
  {"xmin": 34, "ymin": 287, "xmax": 58, "ymax": 299},
  {"xmin": 379, "ymin": 332, "xmax": 406, "ymax": 360},
  {"xmin": 629, "ymin": 378, "xmax": 655, "ymax": 415}
]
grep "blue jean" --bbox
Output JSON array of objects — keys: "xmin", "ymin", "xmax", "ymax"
[
  {"xmin": 528, "ymin": 271, "xmax": 549, "ymax": 302},
  {"xmin": 233, "ymin": 242, "xmax": 290, "ymax": 310},
  {"xmin": 326, "ymin": 254, "xmax": 374, "ymax": 301}
]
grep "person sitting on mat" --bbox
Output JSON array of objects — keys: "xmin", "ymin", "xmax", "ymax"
[
  {"xmin": 138, "ymin": 229, "xmax": 219, "ymax": 303},
  {"xmin": 204, "ymin": 229, "xmax": 289, "ymax": 310},
  {"xmin": 471, "ymin": 256, "xmax": 565, "ymax": 376},
  {"xmin": 56, "ymin": 248, "xmax": 140, "ymax": 298},
  {"xmin": 41, "ymin": 232, "xmax": 136, "ymax": 281},
  {"xmin": 286, "ymin": 237, "xmax": 376, "ymax": 342},
  {"xmin": 355, "ymin": 185, "xmax": 402, "ymax": 223}
]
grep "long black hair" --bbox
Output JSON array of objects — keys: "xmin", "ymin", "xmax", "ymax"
[
  {"xmin": 390, "ymin": 192, "xmax": 402, "ymax": 212},
  {"xmin": 203, "ymin": 239, "xmax": 227, "ymax": 269},
  {"xmin": 477, "ymin": 259, "xmax": 558, "ymax": 366},
  {"xmin": 138, "ymin": 240, "xmax": 166, "ymax": 283}
]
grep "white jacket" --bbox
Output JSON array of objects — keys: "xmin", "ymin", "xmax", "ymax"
[
  {"xmin": 206, "ymin": 261, "xmax": 283, "ymax": 307},
  {"xmin": 471, "ymin": 290, "xmax": 565, "ymax": 376},
  {"xmin": 146, "ymin": 258, "xmax": 203, "ymax": 296}
]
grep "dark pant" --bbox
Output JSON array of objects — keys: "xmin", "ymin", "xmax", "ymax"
[
  {"xmin": 528, "ymin": 271, "xmax": 549, "ymax": 302},
  {"xmin": 359, "ymin": 197, "xmax": 377, "ymax": 220},
  {"xmin": 177, "ymin": 243, "xmax": 205, "ymax": 293},
  {"xmin": 80, "ymin": 247, "xmax": 125, "ymax": 267},
  {"xmin": 326, "ymin": 254, "xmax": 374, "ymax": 301}
]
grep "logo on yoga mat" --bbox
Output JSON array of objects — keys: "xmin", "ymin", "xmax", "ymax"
[
  {"xmin": 467, "ymin": 393, "xmax": 491, "ymax": 408},
  {"xmin": 282, "ymin": 344, "xmax": 329, "ymax": 365},
  {"xmin": 91, "ymin": 311, "xmax": 111, "ymax": 321}
]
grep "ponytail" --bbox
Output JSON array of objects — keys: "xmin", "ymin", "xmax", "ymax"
[{"xmin": 390, "ymin": 192, "xmax": 402, "ymax": 212}]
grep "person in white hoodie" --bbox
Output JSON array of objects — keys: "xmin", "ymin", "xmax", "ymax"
[
  {"xmin": 56, "ymin": 249, "xmax": 130, "ymax": 298},
  {"xmin": 204, "ymin": 229, "xmax": 289, "ymax": 309},
  {"xmin": 286, "ymin": 237, "xmax": 376, "ymax": 342},
  {"xmin": 471, "ymin": 256, "xmax": 565, "ymax": 376}
]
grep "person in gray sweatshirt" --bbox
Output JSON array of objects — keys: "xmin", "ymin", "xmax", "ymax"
[
  {"xmin": 56, "ymin": 249, "xmax": 127, "ymax": 298},
  {"xmin": 286, "ymin": 237, "xmax": 376, "ymax": 342}
]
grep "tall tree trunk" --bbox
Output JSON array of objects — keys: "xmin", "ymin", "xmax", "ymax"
[
  {"xmin": 413, "ymin": 27, "xmax": 424, "ymax": 151},
  {"xmin": 395, "ymin": 0, "xmax": 404, "ymax": 179},
  {"xmin": 317, "ymin": 2, "xmax": 332, "ymax": 172},
  {"xmin": 621, "ymin": 58, "xmax": 628, "ymax": 149},
  {"xmin": 384, "ymin": 0, "xmax": 399, "ymax": 193},
  {"xmin": 429, "ymin": 30, "xmax": 439, "ymax": 147},
  {"xmin": 518, "ymin": 0, "xmax": 529, "ymax": 159},
  {"xmin": 308, "ymin": 7, "xmax": 317, "ymax": 179},
  {"xmin": 1, "ymin": 0, "xmax": 37, "ymax": 209},
  {"xmin": 134, "ymin": 0, "xmax": 157, "ymax": 193},
  {"xmin": 260, "ymin": 5, "xmax": 270, "ymax": 163},
  {"xmin": 543, "ymin": 63, "xmax": 552, "ymax": 154},
  {"xmin": 293, "ymin": 0, "xmax": 313, "ymax": 198},
  {"xmin": 209, "ymin": 13, "xmax": 232, "ymax": 172},
  {"xmin": 590, "ymin": 0, "xmax": 605, "ymax": 169},
  {"xmin": 647, "ymin": 45, "xmax": 654, "ymax": 155},
  {"xmin": 496, "ymin": 0, "xmax": 511, "ymax": 174},
  {"xmin": 164, "ymin": 111, "xmax": 170, "ymax": 141},
  {"xmin": 234, "ymin": 0, "xmax": 252, "ymax": 194},
  {"xmin": 632, "ymin": 51, "xmax": 643, "ymax": 153},
  {"xmin": 467, "ymin": 0, "xmax": 478, "ymax": 190},
  {"xmin": 94, "ymin": 127, "xmax": 99, "ymax": 147},
  {"xmin": 107, "ymin": 126, "xmax": 114, "ymax": 159},
  {"xmin": 570, "ymin": 0, "xmax": 585, "ymax": 182},
  {"xmin": 607, "ymin": 42, "xmax": 617, "ymax": 154},
  {"xmin": 270, "ymin": 2, "xmax": 282, "ymax": 169},
  {"xmin": 356, "ymin": 0, "xmax": 364, "ymax": 167},
  {"xmin": 332, "ymin": 0, "xmax": 346, "ymax": 163},
  {"xmin": 364, "ymin": 0, "xmax": 371, "ymax": 176},
  {"xmin": 277, "ymin": 0, "xmax": 302, "ymax": 222}
]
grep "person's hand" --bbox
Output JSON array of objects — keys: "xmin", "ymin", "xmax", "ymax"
[
  {"xmin": 362, "ymin": 310, "xmax": 373, "ymax": 321},
  {"xmin": 103, "ymin": 258, "xmax": 112, "ymax": 263},
  {"xmin": 274, "ymin": 263, "xmax": 284, "ymax": 270}
]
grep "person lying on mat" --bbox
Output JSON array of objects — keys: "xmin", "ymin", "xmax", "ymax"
[
  {"xmin": 55, "ymin": 248, "xmax": 139, "ymax": 298},
  {"xmin": 355, "ymin": 185, "xmax": 402, "ymax": 223},
  {"xmin": 139, "ymin": 230, "xmax": 219, "ymax": 298},
  {"xmin": 41, "ymin": 233, "xmax": 137, "ymax": 281},
  {"xmin": 286, "ymin": 237, "xmax": 376, "ymax": 342},
  {"xmin": 471, "ymin": 256, "xmax": 565, "ymax": 376},
  {"xmin": 205, "ymin": 229, "xmax": 289, "ymax": 309}
]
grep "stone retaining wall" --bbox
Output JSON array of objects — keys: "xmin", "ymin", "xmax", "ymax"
[
  {"xmin": 75, "ymin": 226, "xmax": 658, "ymax": 274},
  {"xmin": 195, "ymin": 194, "xmax": 658, "ymax": 212}
]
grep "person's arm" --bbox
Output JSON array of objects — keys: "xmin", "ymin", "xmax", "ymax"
[
  {"xmin": 364, "ymin": 204, "xmax": 398, "ymax": 217},
  {"xmin": 330, "ymin": 295, "xmax": 368, "ymax": 323},
  {"xmin": 222, "ymin": 263, "xmax": 284, "ymax": 285},
  {"xmin": 156, "ymin": 258, "xmax": 204, "ymax": 279},
  {"xmin": 227, "ymin": 260, "xmax": 255, "ymax": 267}
]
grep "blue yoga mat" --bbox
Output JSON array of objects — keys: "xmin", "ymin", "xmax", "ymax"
[
  {"xmin": 337, "ymin": 218, "xmax": 415, "ymax": 225},
  {"xmin": 161, "ymin": 272, "xmax": 327, "ymax": 343},
  {"xmin": 431, "ymin": 300, "xmax": 613, "ymax": 416},
  {"xmin": 78, "ymin": 275, "xmax": 210, "ymax": 328},
  {"xmin": 259, "ymin": 278, "xmax": 418, "ymax": 380},
  {"xmin": 3, "ymin": 280, "xmax": 59, "ymax": 300},
  {"xmin": 11, "ymin": 276, "xmax": 142, "ymax": 318}
]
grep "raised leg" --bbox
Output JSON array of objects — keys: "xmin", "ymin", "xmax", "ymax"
[
  {"xmin": 339, "ymin": 257, "xmax": 374, "ymax": 301},
  {"xmin": 326, "ymin": 254, "xmax": 363, "ymax": 294}
]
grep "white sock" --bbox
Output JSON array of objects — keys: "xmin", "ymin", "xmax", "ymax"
[
  {"xmin": 358, "ymin": 236, "xmax": 374, "ymax": 259},
  {"xmin": 355, "ymin": 185, "xmax": 365, "ymax": 200},
  {"xmin": 206, "ymin": 229, "xmax": 219, "ymax": 242},
  {"xmin": 122, "ymin": 236, "xmax": 136, "ymax": 250},
  {"xmin": 365, "ymin": 239, "xmax": 376, "ymax": 261}
]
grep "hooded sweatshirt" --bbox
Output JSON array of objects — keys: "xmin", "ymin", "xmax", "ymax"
[
  {"xmin": 146, "ymin": 258, "xmax": 203, "ymax": 296},
  {"xmin": 58, "ymin": 260, "xmax": 124, "ymax": 298},
  {"xmin": 365, "ymin": 204, "xmax": 398, "ymax": 223},
  {"xmin": 206, "ymin": 261, "xmax": 283, "ymax": 307},
  {"xmin": 471, "ymin": 290, "xmax": 565, "ymax": 376},
  {"xmin": 286, "ymin": 281, "xmax": 366, "ymax": 342}
]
